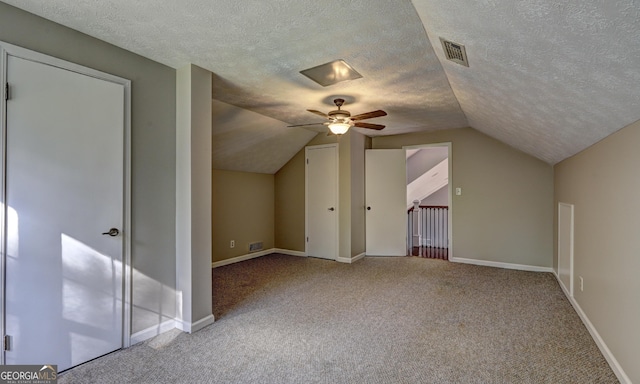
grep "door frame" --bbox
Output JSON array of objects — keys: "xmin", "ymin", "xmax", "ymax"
[
  {"xmin": 403, "ymin": 142, "xmax": 453, "ymax": 260},
  {"xmin": 0, "ymin": 41, "xmax": 133, "ymax": 360},
  {"xmin": 305, "ymin": 143, "xmax": 339, "ymax": 260},
  {"xmin": 557, "ymin": 202, "xmax": 574, "ymax": 297}
]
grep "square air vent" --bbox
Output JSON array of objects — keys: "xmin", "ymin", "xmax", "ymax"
[
  {"xmin": 300, "ymin": 59, "xmax": 363, "ymax": 87},
  {"xmin": 439, "ymin": 37, "xmax": 469, "ymax": 67}
]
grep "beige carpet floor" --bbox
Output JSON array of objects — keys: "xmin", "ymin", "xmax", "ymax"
[{"xmin": 60, "ymin": 254, "xmax": 618, "ymax": 383}]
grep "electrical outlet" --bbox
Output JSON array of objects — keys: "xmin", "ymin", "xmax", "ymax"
[
  {"xmin": 579, "ymin": 276, "xmax": 584, "ymax": 292},
  {"xmin": 230, "ymin": 240, "xmax": 235, "ymax": 248}
]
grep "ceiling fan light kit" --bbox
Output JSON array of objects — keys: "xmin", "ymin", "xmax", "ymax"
[{"xmin": 328, "ymin": 122, "xmax": 351, "ymax": 135}]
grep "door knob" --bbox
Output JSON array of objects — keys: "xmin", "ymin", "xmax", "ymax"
[
  {"xmin": 328, "ymin": 207, "xmax": 335, "ymax": 211},
  {"xmin": 102, "ymin": 228, "xmax": 120, "ymax": 237},
  {"xmin": 367, "ymin": 206, "xmax": 371, "ymax": 211}
]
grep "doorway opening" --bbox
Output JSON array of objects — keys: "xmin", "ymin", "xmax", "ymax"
[{"xmin": 404, "ymin": 143, "xmax": 452, "ymax": 260}]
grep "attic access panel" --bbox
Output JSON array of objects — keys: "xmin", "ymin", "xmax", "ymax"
[{"xmin": 300, "ymin": 59, "xmax": 363, "ymax": 87}]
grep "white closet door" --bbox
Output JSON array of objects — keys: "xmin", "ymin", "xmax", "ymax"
[
  {"xmin": 306, "ymin": 145, "xmax": 338, "ymax": 260},
  {"xmin": 365, "ymin": 149, "xmax": 407, "ymax": 256},
  {"xmin": 4, "ymin": 54, "xmax": 125, "ymax": 371}
]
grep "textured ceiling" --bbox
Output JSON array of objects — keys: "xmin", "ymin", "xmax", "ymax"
[
  {"xmin": 412, "ymin": 0, "xmax": 640, "ymax": 163},
  {"xmin": 4, "ymin": 0, "xmax": 640, "ymax": 170},
  {"xmin": 211, "ymin": 99, "xmax": 316, "ymax": 174}
]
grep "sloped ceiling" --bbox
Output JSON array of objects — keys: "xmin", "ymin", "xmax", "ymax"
[
  {"xmin": 413, "ymin": 1, "xmax": 640, "ymax": 164},
  {"xmin": 211, "ymin": 99, "xmax": 316, "ymax": 174},
  {"xmin": 4, "ymin": 0, "xmax": 639, "ymax": 171}
]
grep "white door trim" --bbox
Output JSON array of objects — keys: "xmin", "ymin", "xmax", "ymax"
[
  {"xmin": 0, "ymin": 41, "xmax": 133, "ymax": 354},
  {"xmin": 305, "ymin": 143, "xmax": 339, "ymax": 260},
  {"xmin": 557, "ymin": 202, "xmax": 574, "ymax": 297},
  {"xmin": 403, "ymin": 142, "xmax": 453, "ymax": 260}
]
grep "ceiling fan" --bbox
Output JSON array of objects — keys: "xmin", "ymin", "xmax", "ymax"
[{"xmin": 288, "ymin": 98, "xmax": 387, "ymax": 135}]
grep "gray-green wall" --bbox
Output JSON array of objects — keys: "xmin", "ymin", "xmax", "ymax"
[
  {"xmin": 0, "ymin": 2, "xmax": 177, "ymax": 334},
  {"xmin": 555, "ymin": 119, "xmax": 640, "ymax": 383},
  {"xmin": 212, "ymin": 169, "xmax": 275, "ymax": 262},
  {"xmin": 275, "ymin": 150, "xmax": 306, "ymax": 251},
  {"xmin": 373, "ymin": 127, "xmax": 554, "ymax": 267},
  {"xmin": 274, "ymin": 127, "xmax": 553, "ymax": 267}
]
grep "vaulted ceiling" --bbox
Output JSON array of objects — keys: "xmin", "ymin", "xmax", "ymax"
[{"xmin": 5, "ymin": 0, "xmax": 639, "ymax": 173}]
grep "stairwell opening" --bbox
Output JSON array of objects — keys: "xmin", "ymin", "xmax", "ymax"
[{"xmin": 405, "ymin": 144, "xmax": 452, "ymax": 260}]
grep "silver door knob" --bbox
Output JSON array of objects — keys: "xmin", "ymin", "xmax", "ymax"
[
  {"xmin": 328, "ymin": 207, "xmax": 335, "ymax": 211},
  {"xmin": 102, "ymin": 228, "xmax": 120, "ymax": 237}
]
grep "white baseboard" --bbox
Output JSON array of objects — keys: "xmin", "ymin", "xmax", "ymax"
[
  {"xmin": 175, "ymin": 314, "xmax": 215, "ymax": 334},
  {"xmin": 273, "ymin": 248, "xmax": 306, "ymax": 257},
  {"xmin": 553, "ymin": 275, "xmax": 630, "ymax": 384},
  {"xmin": 212, "ymin": 248, "xmax": 307, "ymax": 268},
  {"xmin": 336, "ymin": 252, "xmax": 365, "ymax": 264},
  {"xmin": 130, "ymin": 314, "xmax": 216, "ymax": 344},
  {"xmin": 212, "ymin": 248, "xmax": 274, "ymax": 268},
  {"xmin": 449, "ymin": 257, "xmax": 553, "ymax": 273},
  {"xmin": 130, "ymin": 319, "xmax": 177, "ymax": 345}
]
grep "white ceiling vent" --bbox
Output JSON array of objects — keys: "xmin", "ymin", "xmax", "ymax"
[{"xmin": 439, "ymin": 38, "xmax": 469, "ymax": 67}]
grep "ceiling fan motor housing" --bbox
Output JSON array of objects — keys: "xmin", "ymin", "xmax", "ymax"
[
  {"xmin": 328, "ymin": 98, "xmax": 350, "ymax": 120},
  {"xmin": 328, "ymin": 110, "xmax": 351, "ymax": 119}
]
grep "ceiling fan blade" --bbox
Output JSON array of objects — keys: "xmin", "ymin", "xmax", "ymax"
[
  {"xmin": 307, "ymin": 109, "xmax": 329, "ymax": 118},
  {"xmin": 354, "ymin": 122, "xmax": 385, "ymax": 130},
  {"xmin": 287, "ymin": 122, "xmax": 326, "ymax": 127},
  {"xmin": 350, "ymin": 110, "xmax": 387, "ymax": 121}
]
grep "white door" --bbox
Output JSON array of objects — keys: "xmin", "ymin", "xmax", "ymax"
[
  {"xmin": 365, "ymin": 149, "xmax": 407, "ymax": 256},
  {"xmin": 306, "ymin": 145, "xmax": 338, "ymax": 260},
  {"xmin": 3, "ymin": 53, "xmax": 126, "ymax": 371},
  {"xmin": 558, "ymin": 202, "xmax": 574, "ymax": 296}
]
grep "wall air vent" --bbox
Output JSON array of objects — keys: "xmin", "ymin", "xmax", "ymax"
[
  {"xmin": 439, "ymin": 37, "xmax": 469, "ymax": 67},
  {"xmin": 249, "ymin": 241, "xmax": 263, "ymax": 253}
]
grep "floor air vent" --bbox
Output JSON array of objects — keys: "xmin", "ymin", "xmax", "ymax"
[{"xmin": 439, "ymin": 37, "xmax": 469, "ymax": 67}]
